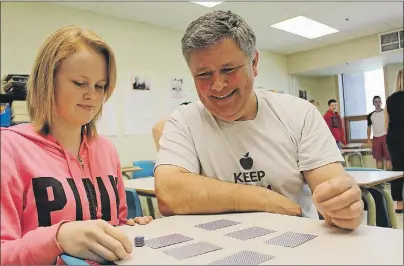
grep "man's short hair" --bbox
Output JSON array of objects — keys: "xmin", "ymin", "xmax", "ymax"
[
  {"xmin": 328, "ymin": 99, "xmax": 337, "ymax": 106},
  {"xmin": 309, "ymin": 99, "xmax": 315, "ymax": 104},
  {"xmin": 373, "ymin": 96, "xmax": 381, "ymax": 103}
]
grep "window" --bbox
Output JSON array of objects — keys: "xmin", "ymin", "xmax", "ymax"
[{"xmin": 341, "ymin": 68, "xmax": 386, "ymax": 142}]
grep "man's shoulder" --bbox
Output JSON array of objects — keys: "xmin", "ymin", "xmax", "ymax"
[
  {"xmin": 256, "ymin": 89, "xmax": 315, "ymax": 118},
  {"xmin": 168, "ymin": 100, "xmax": 214, "ymax": 127},
  {"xmin": 368, "ymin": 111, "xmax": 375, "ymax": 117}
]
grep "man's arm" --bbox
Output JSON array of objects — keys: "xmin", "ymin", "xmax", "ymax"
[
  {"xmin": 155, "ymin": 165, "xmax": 302, "ymax": 216},
  {"xmin": 304, "ymin": 162, "xmax": 363, "ymax": 229},
  {"xmin": 338, "ymin": 115, "xmax": 347, "ymax": 145},
  {"xmin": 304, "ymin": 162, "xmax": 350, "ymax": 192},
  {"xmin": 366, "ymin": 113, "xmax": 372, "ymax": 146},
  {"xmin": 367, "ymin": 126, "xmax": 372, "ymax": 146}
]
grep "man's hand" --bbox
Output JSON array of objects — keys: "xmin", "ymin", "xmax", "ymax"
[
  {"xmin": 312, "ymin": 176, "xmax": 363, "ymax": 230},
  {"xmin": 367, "ymin": 139, "xmax": 372, "ymax": 148}
]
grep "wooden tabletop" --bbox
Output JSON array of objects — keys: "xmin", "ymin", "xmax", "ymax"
[
  {"xmin": 115, "ymin": 212, "xmax": 403, "ymax": 265},
  {"xmin": 121, "ymin": 166, "xmax": 142, "ymax": 173},
  {"xmin": 124, "ymin": 177, "xmax": 155, "ymax": 195}
]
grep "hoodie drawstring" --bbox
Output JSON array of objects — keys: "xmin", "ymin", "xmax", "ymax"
[{"xmin": 83, "ymin": 140, "xmax": 103, "ymax": 220}]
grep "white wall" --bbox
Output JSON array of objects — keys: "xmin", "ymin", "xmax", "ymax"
[
  {"xmin": 290, "ymin": 75, "xmax": 339, "ymax": 115},
  {"xmin": 1, "ymin": 2, "xmax": 289, "ymax": 166}
]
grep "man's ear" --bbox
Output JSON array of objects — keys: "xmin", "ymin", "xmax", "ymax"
[{"xmin": 252, "ymin": 51, "xmax": 259, "ymax": 77}]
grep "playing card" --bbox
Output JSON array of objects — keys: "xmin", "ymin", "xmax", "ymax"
[
  {"xmin": 145, "ymin": 233, "xmax": 193, "ymax": 249},
  {"xmin": 163, "ymin": 241, "xmax": 222, "ymax": 260},
  {"xmin": 195, "ymin": 219, "xmax": 240, "ymax": 231},
  {"xmin": 225, "ymin": 226, "xmax": 276, "ymax": 241},
  {"xmin": 264, "ymin": 231, "xmax": 317, "ymax": 248},
  {"xmin": 209, "ymin": 250, "xmax": 275, "ymax": 265}
]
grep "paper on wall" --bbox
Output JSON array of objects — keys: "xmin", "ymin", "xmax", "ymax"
[{"xmin": 96, "ymin": 100, "xmax": 119, "ymax": 136}]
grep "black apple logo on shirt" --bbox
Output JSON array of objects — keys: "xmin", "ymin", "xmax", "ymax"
[{"xmin": 240, "ymin": 152, "xmax": 253, "ymax": 170}]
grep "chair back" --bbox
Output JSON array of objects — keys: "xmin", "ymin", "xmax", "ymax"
[
  {"xmin": 125, "ymin": 188, "xmax": 143, "ymax": 218},
  {"xmin": 132, "ymin": 160, "xmax": 155, "ymax": 179}
]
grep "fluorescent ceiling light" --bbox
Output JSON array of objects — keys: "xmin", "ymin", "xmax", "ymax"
[
  {"xmin": 191, "ymin": 2, "xmax": 224, "ymax": 8},
  {"xmin": 271, "ymin": 16, "xmax": 339, "ymax": 39}
]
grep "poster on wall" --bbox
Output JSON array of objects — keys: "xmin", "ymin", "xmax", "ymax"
[
  {"xmin": 170, "ymin": 77, "xmax": 184, "ymax": 98},
  {"xmin": 123, "ymin": 90, "xmax": 161, "ymax": 135},
  {"xmin": 131, "ymin": 73, "xmax": 151, "ymax": 91},
  {"xmin": 299, "ymin": 90, "xmax": 308, "ymax": 100}
]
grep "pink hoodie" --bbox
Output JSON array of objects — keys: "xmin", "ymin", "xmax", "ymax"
[{"xmin": 1, "ymin": 124, "xmax": 128, "ymax": 265}]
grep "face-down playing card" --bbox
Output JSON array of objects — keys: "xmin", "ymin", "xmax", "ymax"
[
  {"xmin": 209, "ymin": 250, "xmax": 275, "ymax": 265},
  {"xmin": 225, "ymin": 226, "xmax": 276, "ymax": 241},
  {"xmin": 195, "ymin": 219, "xmax": 240, "ymax": 231},
  {"xmin": 163, "ymin": 241, "xmax": 222, "ymax": 260},
  {"xmin": 145, "ymin": 233, "xmax": 193, "ymax": 249},
  {"xmin": 264, "ymin": 231, "xmax": 317, "ymax": 248}
]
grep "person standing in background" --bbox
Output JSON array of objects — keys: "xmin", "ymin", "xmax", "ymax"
[
  {"xmin": 309, "ymin": 99, "xmax": 319, "ymax": 108},
  {"xmin": 367, "ymin": 96, "xmax": 392, "ymax": 170},
  {"xmin": 385, "ymin": 69, "xmax": 404, "ymax": 213},
  {"xmin": 324, "ymin": 99, "xmax": 347, "ymax": 149}
]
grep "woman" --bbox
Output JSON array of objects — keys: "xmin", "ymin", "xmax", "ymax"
[
  {"xmin": 385, "ymin": 69, "xmax": 404, "ymax": 213},
  {"xmin": 1, "ymin": 26, "xmax": 152, "ymax": 265}
]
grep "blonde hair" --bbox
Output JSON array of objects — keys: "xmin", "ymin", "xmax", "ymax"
[
  {"xmin": 27, "ymin": 25, "xmax": 117, "ymax": 140},
  {"xmin": 395, "ymin": 69, "xmax": 404, "ymax": 92}
]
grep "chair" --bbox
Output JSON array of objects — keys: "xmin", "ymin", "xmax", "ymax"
[
  {"xmin": 61, "ymin": 190, "xmax": 143, "ymax": 265},
  {"xmin": 131, "ymin": 160, "xmax": 156, "ymax": 218},
  {"xmin": 132, "ymin": 160, "xmax": 155, "ymax": 179},
  {"xmin": 125, "ymin": 188, "xmax": 143, "ymax": 218},
  {"xmin": 60, "ymin": 255, "xmax": 89, "ymax": 265}
]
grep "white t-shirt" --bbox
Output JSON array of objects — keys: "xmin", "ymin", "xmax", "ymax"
[
  {"xmin": 367, "ymin": 110, "xmax": 386, "ymax": 138},
  {"xmin": 155, "ymin": 90, "xmax": 344, "ymax": 218}
]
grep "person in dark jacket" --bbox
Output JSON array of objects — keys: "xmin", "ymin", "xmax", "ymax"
[{"xmin": 385, "ymin": 69, "xmax": 404, "ymax": 213}]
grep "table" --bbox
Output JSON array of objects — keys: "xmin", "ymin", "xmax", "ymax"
[
  {"xmin": 124, "ymin": 177, "xmax": 155, "ymax": 196},
  {"xmin": 116, "ymin": 212, "xmax": 403, "ymax": 265},
  {"xmin": 349, "ymin": 171, "xmax": 403, "ymax": 228},
  {"xmin": 341, "ymin": 148, "xmax": 371, "ymax": 167},
  {"xmin": 123, "ymin": 172, "xmax": 404, "ymax": 228},
  {"xmin": 344, "ymin": 143, "xmax": 364, "ymax": 149},
  {"xmin": 121, "ymin": 166, "xmax": 142, "ymax": 179},
  {"xmin": 124, "ymin": 177, "xmax": 156, "ymax": 218}
]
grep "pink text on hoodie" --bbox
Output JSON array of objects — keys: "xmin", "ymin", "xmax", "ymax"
[{"xmin": 1, "ymin": 124, "xmax": 128, "ymax": 265}]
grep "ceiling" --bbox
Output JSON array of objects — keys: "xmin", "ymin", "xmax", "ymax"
[{"xmin": 51, "ymin": 0, "xmax": 403, "ymax": 55}]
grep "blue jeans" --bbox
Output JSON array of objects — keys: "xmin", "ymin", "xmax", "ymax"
[{"xmin": 336, "ymin": 141, "xmax": 343, "ymax": 150}]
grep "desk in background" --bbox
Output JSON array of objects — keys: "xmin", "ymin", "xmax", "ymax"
[
  {"xmin": 121, "ymin": 166, "xmax": 142, "ymax": 179},
  {"xmin": 341, "ymin": 144, "xmax": 372, "ymax": 167},
  {"xmin": 116, "ymin": 212, "xmax": 403, "ymax": 265},
  {"xmin": 124, "ymin": 177, "xmax": 155, "ymax": 218},
  {"xmin": 349, "ymin": 170, "xmax": 403, "ymax": 228}
]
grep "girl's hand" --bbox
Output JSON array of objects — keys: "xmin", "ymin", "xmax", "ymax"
[
  {"xmin": 57, "ymin": 220, "xmax": 132, "ymax": 263},
  {"xmin": 126, "ymin": 216, "xmax": 153, "ymax": 226}
]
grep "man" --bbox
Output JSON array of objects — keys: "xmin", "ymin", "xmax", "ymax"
[
  {"xmin": 324, "ymin": 99, "xmax": 347, "ymax": 149},
  {"xmin": 367, "ymin": 96, "xmax": 391, "ymax": 170},
  {"xmin": 155, "ymin": 10, "xmax": 363, "ymax": 230}
]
